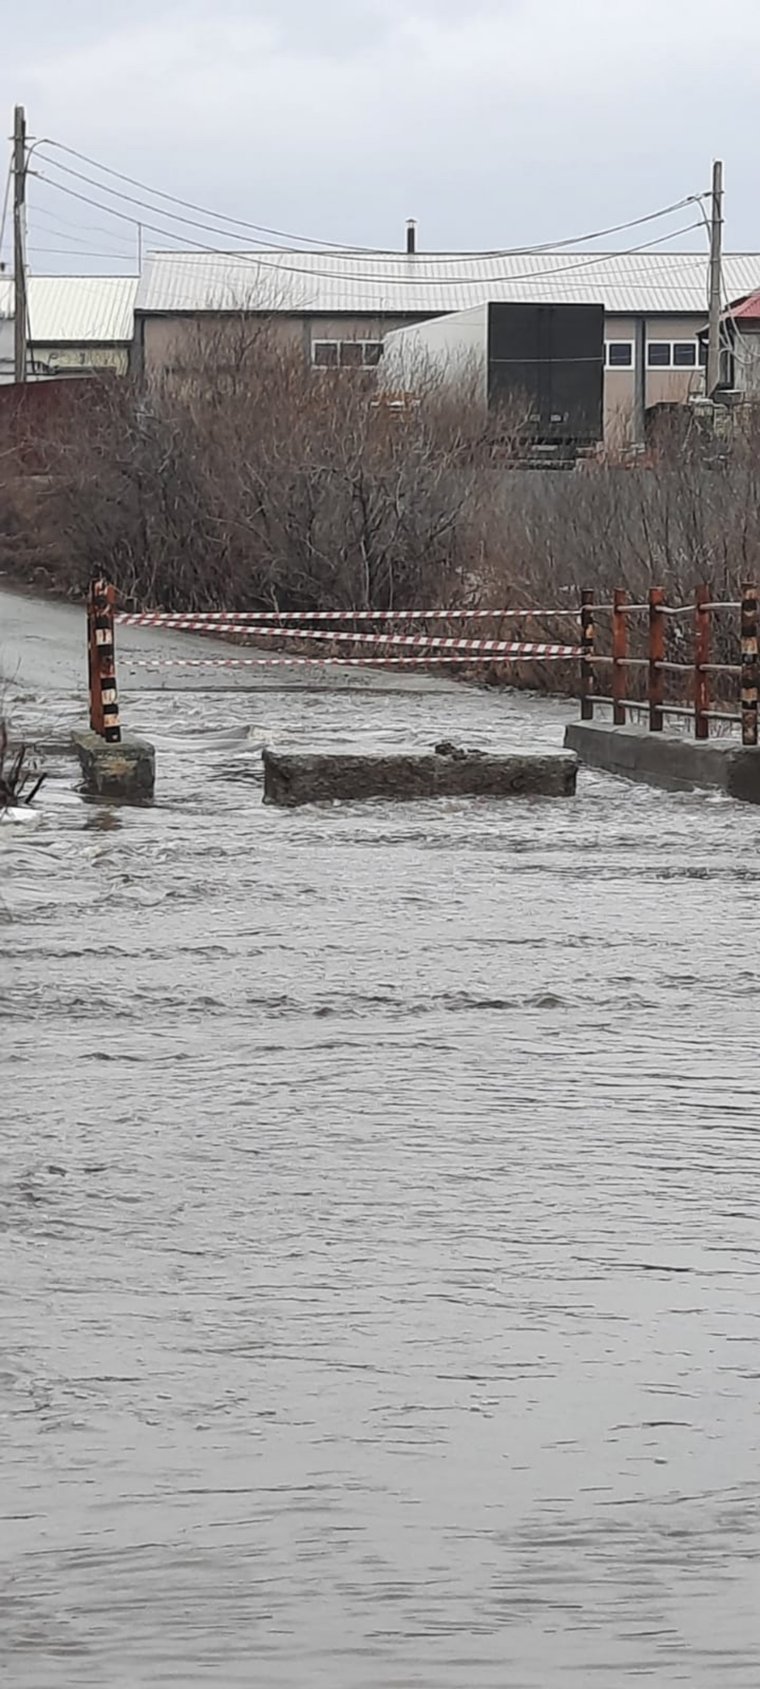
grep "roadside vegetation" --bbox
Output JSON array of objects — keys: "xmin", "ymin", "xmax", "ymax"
[
  {"xmin": 0, "ymin": 720, "xmax": 45, "ymax": 811},
  {"xmin": 0, "ymin": 325, "xmax": 757, "ymax": 692}
]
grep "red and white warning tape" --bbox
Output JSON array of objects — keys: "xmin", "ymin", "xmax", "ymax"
[
  {"xmin": 127, "ymin": 645, "xmax": 579, "ymax": 669},
  {"xmin": 121, "ymin": 627, "xmax": 578, "ymax": 657},
  {"xmin": 128, "ymin": 657, "xmax": 484, "ymax": 669},
  {"xmin": 115, "ymin": 607, "xmax": 574, "ymax": 628}
]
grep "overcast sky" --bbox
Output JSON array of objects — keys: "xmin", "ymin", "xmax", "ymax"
[{"xmin": 2, "ymin": 0, "xmax": 759, "ymax": 273}]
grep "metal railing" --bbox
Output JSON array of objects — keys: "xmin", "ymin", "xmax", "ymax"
[{"xmin": 579, "ymin": 584, "xmax": 759, "ymax": 746}]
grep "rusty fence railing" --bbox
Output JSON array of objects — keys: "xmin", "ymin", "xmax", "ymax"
[
  {"xmin": 87, "ymin": 578, "xmax": 121, "ymax": 743},
  {"xmin": 580, "ymin": 583, "xmax": 759, "ymax": 746}
]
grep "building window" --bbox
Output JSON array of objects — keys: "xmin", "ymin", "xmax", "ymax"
[
  {"xmin": 605, "ymin": 341, "xmax": 634, "ymax": 368},
  {"xmin": 645, "ymin": 340, "xmax": 702, "ymax": 370},
  {"xmin": 312, "ymin": 339, "xmax": 384, "ymax": 369},
  {"xmin": 340, "ymin": 341, "xmax": 365, "ymax": 367}
]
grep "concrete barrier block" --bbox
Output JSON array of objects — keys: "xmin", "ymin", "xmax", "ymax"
[
  {"xmin": 72, "ymin": 730, "xmax": 155, "ymax": 800},
  {"xmin": 262, "ymin": 745, "xmax": 577, "ymax": 807},
  {"xmin": 565, "ymin": 720, "xmax": 760, "ymax": 803}
]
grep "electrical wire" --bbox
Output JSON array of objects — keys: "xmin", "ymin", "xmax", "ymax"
[
  {"xmin": 30, "ymin": 202, "xmax": 137, "ymax": 254},
  {"xmin": 34, "ymin": 174, "xmax": 709, "ymax": 291},
  {"xmin": 0, "ymin": 155, "xmax": 12, "ymax": 268},
  {"xmin": 38, "ymin": 137, "xmax": 704, "ymax": 259},
  {"xmin": 27, "ymin": 247, "xmax": 139, "ymax": 260}
]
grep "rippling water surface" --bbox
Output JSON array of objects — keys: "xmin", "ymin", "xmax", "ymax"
[{"xmin": 3, "ymin": 680, "xmax": 760, "ymax": 1687}]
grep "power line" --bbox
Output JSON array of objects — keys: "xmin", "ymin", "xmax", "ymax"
[
  {"xmin": 37, "ymin": 153, "xmax": 296, "ymax": 251},
  {"xmin": 35, "ymin": 175, "xmax": 708, "ymax": 290},
  {"xmin": 27, "ymin": 247, "xmax": 138, "ymax": 261},
  {"xmin": 0, "ymin": 154, "xmax": 11, "ymax": 268},
  {"xmin": 38, "ymin": 138, "xmax": 704, "ymax": 262},
  {"xmin": 31, "ymin": 202, "xmax": 136, "ymax": 251}
]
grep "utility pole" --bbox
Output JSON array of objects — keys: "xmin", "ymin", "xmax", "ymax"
[
  {"xmin": 706, "ymin": 158, "xmax": 723, "ymax": 399},
  {"xmin": 13, "ymin": 104, "xmax": 27, "ymax": 385}
]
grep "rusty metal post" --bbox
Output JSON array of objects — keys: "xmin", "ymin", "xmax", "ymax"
[
  {"xmin": 612, "ymin": 588, "xmax": 628, "ymax": 726},
  {"xmin": 740, "ymin": 581, "xmax": 759, "ymax": 747},
  {"xmin": 694, "ymin": 584, "xmax": 711, "ymax": 741},
  {"xmin": 580, "ymin": 589, "xmax": 595, "ymax": 720},
  {"xmin": 89, "ymin": 578, "xmax": 121, "ymax": 743},
  {"xmin": 648, "ymin": 586, "xmax": 665, "ymax": 733},
  {"xmin": 87, "ymin": 580, "xmax": 103, "ymax": 736}
]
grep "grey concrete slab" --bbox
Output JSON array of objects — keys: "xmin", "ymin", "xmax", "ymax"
[
  {"xmin": 565, "ymin": 719, "xmax": 760, "ymax": 802},
  {"xmin": 263, "ymin": 745, "xmax": 578, "ymax": 806},
  {"xmin": 71, "ymin": 730, "xmax": 156, "ymax": 800}
]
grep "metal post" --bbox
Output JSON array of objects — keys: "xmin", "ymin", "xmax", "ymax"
[
  {"xmin": 634, "ymin": 318, "xmax": 647, "ymax": 447},
  {"xmin": 706, "ymin": 160, "xmax": 724, "ymax": 399},
  {"xmin": 13, "ymin": 105, "xmax": 27, "ymax": 386},
  {"xmin": 580, "ymin": 589, "xmax": 595, "ymax": 720},
  {"xmin": 89, "ymin": 579, "xmax": 121, "ymax": 743},
  {"xmin": 612, "ymin": 588, "xmax": 628, "ymax": 725},
  {"xmin": 740, "ymin": 580, "xmax": 758, "ymax": 747},
  {"xmin": 694, "ymin": 584, "xmax": 711, "ymax": 741},
  {"xmin": 648, "ymin": 586, "xmax": 665, "ymax": 732},
  {"xmin": 88, "ymin": 581, "xmax": 103, "ymax": 736}
]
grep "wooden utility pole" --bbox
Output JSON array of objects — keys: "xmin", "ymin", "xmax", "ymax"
[
  {"xmin": 706, "ymin": 158, "xmax": 723, "ymax": 398},
  {"xmin": 13, "ymin": 104, "xmax": 27, "ymax": 385}
]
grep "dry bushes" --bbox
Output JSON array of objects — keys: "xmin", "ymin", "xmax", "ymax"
[
  {"xmin": 0, "ymin": 721, "xmax": 45, "ymax": 810},
  {"xmin": 6, "ymin": 330, "xmax": 760, "ymax": 678},
  {"xmin": 31, "ymin": 331, "xmax": 517, "ymax": 614}
]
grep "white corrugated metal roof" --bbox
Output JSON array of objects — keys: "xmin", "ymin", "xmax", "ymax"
[
  {"xmin": 135, "ymin": 250, "xmax": 760, "ymax": 318},
  {"xmin": 0, "ymin": 276, "xmax": 137, "ymax": 342}
]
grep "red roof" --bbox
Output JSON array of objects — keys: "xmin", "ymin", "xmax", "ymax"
[{"xmin": 726, "ymin": 290, "xmax": 760, "ymax": 321}]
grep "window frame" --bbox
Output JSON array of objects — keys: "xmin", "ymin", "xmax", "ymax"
[
  {"xmin": 645, "ymin": 340, "xmax": 702, "ymax": 371},
  {"xmin": 311, "ymin": 337, "xmax": 385, "ymax": 369},
  {"xmin": 312, "ymin": 340, "xmax": 339, "ymax": 368},
  {"xmin": 605, "ymin": 340, "xmax": 635, "ymax": 369}
]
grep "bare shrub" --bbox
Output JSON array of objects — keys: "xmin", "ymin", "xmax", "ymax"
[
  {"xmin": 0, "ymin": 721, "xmax": 45, "ymax": 810},
  {"xmin": 6, "ymin": 331, "xmax": 760, "ymax": 711},
  {"xmin": 33, "ymin": 331, "xmax": 525, "ymax": 615}
]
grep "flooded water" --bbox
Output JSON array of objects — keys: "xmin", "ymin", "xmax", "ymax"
[{"xmin": 3, "ymin": 674, "xmax": 760, "ymax": 1687}]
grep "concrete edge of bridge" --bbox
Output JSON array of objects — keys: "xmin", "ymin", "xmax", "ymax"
[
  {"xmin": 565, "ymin": 721, "xmax": 760, "ymax": 804},
  {"xmin": 72, "ymin": 730, "xmax": 156, "ymax": 801},
  {"xmin": 262, "ymin": 746, "xmax": 578, "ymax": 807}
]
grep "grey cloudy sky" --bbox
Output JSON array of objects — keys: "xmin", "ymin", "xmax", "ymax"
[{"xmin": 2, "ymin": 0, "xmax": 760, "ymax": 271}]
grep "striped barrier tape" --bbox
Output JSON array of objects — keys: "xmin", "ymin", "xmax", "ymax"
[
  {"xmin": 115, "ymin": 607, "xmax": 575, "ymax": 627},
  {"xmin": 126, "ymin": 646, "xmax": 580, "ymax": 669},
  {"xmin": 119, "ymin": 627, "xmax": 578, "ymax": 657}
]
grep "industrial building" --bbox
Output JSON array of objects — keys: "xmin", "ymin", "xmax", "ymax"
[
  {"xmin": 0, "ymin": 276, "xmax": 138, "ymax": 381},
  {"xmin": 132, "ymin": 248, "xmax": 760, "ymax": 442}
]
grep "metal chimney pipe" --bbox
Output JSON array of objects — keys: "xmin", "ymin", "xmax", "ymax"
[{"xmin": 406, "ymin": 219, "xmax": 417, "ymax": 255}]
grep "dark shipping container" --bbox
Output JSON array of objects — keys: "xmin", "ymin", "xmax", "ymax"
[{"xmin": 487, "ymin": 301, "xmax": 604, "ymax": 447}]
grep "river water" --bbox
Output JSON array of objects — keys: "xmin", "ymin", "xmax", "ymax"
[{"xmin": 3, "ymin": 673, "xmax": 760, "ymax": 1688}]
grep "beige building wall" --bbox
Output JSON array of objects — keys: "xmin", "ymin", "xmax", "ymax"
[
  {"xmin": 136, "ymin": 308, "xmax": 710, "ymax": 444},
  {"xmin": 603, "ymin": 314, "xmax": 706, "ymax": 447},
  {"xmin": 33, "ymin": 344, "xmax": 130, "ymax": 376},
  {"xmin": 137, "ymin": 312, "xmax": 431, "ymax": 377}
]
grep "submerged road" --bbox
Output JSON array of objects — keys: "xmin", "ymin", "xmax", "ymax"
[
  {"xmin": 2, "ymin": 590, "xmax": 760, "ymax": 1687},
  {"xmin": 0, "ymin": 586, "xmax": 460, "ymax": 696}
]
